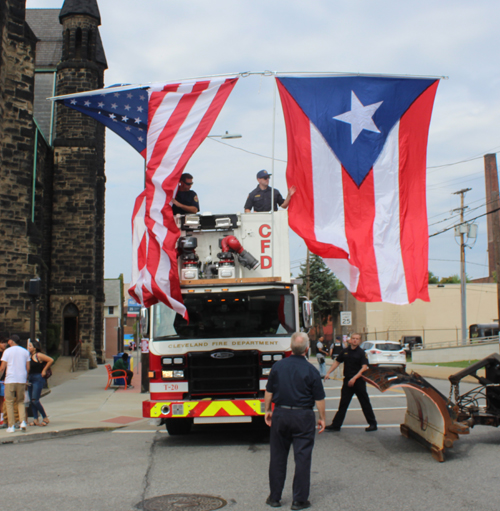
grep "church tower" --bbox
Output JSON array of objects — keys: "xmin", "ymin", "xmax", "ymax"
[{"xmin": 51, "ymin": 0, "xmax": 107, "ymax": 362}]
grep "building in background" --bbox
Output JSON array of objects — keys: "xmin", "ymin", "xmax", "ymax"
[
  {"xmin": 104, "ymin": 278, "xmax": 123, "ymax": 358},
  {"xmin": 0, "ymin": 0, "xmax": 107, "ymax": 363}
]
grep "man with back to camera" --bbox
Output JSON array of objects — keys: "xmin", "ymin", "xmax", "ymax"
[
  {"xmin": 244, "ymin": 170, "xmax": 296, "ymax": 212},
  {"xmin": 324, "ymin": 332, "xmax": 377, "ymax": 432},
  {"xmin": 172, "ymin": 173, "xmax": 200, "ymax": 215},
  {"xmin": 0, "ymin": 335, "xmax": 30, "ymax": 433},
  {"xmin": 265, "ymin": 332, "xmax": 326, "ymax": 510}
]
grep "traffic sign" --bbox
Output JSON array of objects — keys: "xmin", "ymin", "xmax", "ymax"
[{"xmin": 340, "ymin": 311, "xmax": 352, "ymax": 326}]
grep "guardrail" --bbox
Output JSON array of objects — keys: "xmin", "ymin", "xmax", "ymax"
[{"xmin": 420, "ymin": 336, "xmax": 499, "ymax": 350}]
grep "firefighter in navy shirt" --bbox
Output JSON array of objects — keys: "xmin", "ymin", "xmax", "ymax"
[
  {"xmin": 265, "ymin": 332, "xmax": 326, "ymax": 510},
  {"xmin": 172, "ymin": 173, "xmax": 200, "ymax": 215},
  {"xmin": 324, "ymin": 332, "xmax": 377, "ymax": 432},
  {"xmin": 244, "ymin": 169, "xmax": 296, "ymax": 212}
]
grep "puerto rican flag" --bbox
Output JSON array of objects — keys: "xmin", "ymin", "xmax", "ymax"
[
  {"xmin": 55, "ymin": 77, "xmax": 238, "ymax": 317},
  {"xmin": 277, "ymin": 76, "xmax": 439, "ymax": 304}
]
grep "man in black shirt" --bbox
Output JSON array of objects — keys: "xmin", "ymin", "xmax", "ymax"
[
  {"xmin": 324, "ymin": 333, "xmax": 377, "ymax": 432},
  {"xmin": 265, "ymin": 332, "xmax": 326, "ymax": 510},
  {"xmin": 244, "ymin": 169, "xmax": 296, "ymax": 212},
  {"xmin": 172, "ymin": 173, "xmax": 200, "ymax": 215}
]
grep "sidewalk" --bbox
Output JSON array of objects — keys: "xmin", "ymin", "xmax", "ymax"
[{"xmin": 0, "ymin": 357, "xmax": 146, "ymax": 444}]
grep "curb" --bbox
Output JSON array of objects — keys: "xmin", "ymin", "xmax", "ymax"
[{"xmin": 0, "ymin": 426, "xmax": 121, "ymax": 445}]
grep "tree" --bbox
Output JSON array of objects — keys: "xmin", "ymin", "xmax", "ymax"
[
  {"xmin": 439, "ymin": 274, "xmax": 460, "ymax": 284},
  {"xmin": 298, "ymin": 254, "xmax": 342, "ymax": 337},
  {"xmin": 428, "ymin": 271, "xmax": 439, "ymax": 284}
]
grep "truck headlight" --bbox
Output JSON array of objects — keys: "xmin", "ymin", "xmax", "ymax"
[
  {"xmin": 162, "ymin": 357, "xmax": 172, "ymax": 365},
  {"xmin": 162, "ymin": 370, "xmax": 184, "ymax": 379},
  {"xmin": 262, "ymin": 354, "xmax": 272, "ymax": 362},
  {"xmin": 262, "ymin": 368, "xmax": 272, "ymax": 376},
  {"xmin": 173, "ymin": 357, "xmax": 184, "ymax": 365}
]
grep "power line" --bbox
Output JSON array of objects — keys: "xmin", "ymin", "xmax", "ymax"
[{"xmin": 429, "ymin": 207, "xmax": 500, "ymax": 238}]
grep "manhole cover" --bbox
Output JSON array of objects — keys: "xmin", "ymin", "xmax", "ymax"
[{"xmin": 140, "ymin": 494, "xmax": 227, "ymax": 511}]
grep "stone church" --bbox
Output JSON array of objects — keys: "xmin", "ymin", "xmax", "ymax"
[{"xmin": 0, "ymin": 0, "xmax": 107, "ymax": 363}]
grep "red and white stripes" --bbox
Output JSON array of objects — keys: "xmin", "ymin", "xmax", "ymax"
[
  {"xmin": 129, "ymin": 77, "xmax": 238, "ymax": 316},
  {"xmin": 278, "ymin": 78, "xmax": 437, "ymax": 304}
]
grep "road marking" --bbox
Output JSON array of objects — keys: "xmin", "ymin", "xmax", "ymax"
[
  {"xmin": 324, "ymin": 394, "xmax": 406, "ymax": 401},
  {"xmin": 113, "ymin": 430, "xmax": 167, "ymax": 434},
  {"xmin": 324, "ymin": 406, "xmax": 406, "ymax": 412},
  {"xmin": 328, "ymin": 424, "xmax": 401, "ymax": 428}
]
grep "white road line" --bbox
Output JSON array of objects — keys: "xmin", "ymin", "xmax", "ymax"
[
  {"xmin": 324, "ymin": 395, "xmax": 406, "ymax": 401},
  {"xmin": 329, "ymin": 424, "xmax": 401, "ymax": 429},
  {"xmin": 324, "ymin": 406, "xmax": 406, "ymax": 412},
  {"xmin": 113, "ymin": 430, "xmax": 166, "ymax": 434}
]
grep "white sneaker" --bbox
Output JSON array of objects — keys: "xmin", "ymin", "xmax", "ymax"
[
  {"xmin": 20, "ymin": 421, "xmax": 27, "ymax": 431},
  {"xmin": 6, "ymin": 426, "xmax": 15, "ymax": 433}
]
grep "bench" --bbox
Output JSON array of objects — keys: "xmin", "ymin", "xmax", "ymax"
[{"xmin": 104, "ymin": 364, "xmax": 128, "ymax": 390}]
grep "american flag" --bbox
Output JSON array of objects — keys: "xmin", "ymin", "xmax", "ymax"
[
  {"xmin": 55, "ymin": 77, "xmax": 239, "ymax": 317},
  {"xmin": 59, "ymin": 84, "xmax": 150, "ymax": 157}
]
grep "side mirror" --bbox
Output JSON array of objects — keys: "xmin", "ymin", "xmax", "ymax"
[
  {"xmin": 302, "ymin": 300, "xmax": 313, "ymax": 330},
  {"xmin": 140, "ymin": 308, "xmax": 149, "ymax": 336}
]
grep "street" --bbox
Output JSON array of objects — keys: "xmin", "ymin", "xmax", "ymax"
[{"xmin": 2, "ymin": 378, "xmax": 499, "ymax": 511}]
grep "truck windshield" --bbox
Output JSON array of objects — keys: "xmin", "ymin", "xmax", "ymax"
[{"xmin": 153, "ymin": 291, "xmax": 295, "ymax": 340}]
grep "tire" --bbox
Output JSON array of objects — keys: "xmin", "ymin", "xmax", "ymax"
[{"xmin": 165, "ymin": 418, "xmax": 193, "ymax": 435}]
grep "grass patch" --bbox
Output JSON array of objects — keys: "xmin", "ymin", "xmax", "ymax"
[{"xmin": 420, "ymin": 360, "xmax": 479, "ymax": 368}]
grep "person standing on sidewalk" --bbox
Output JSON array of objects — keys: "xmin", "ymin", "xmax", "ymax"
[
  {"xmin": 265, "ymin": 332, "xmax": 326, "ymax": 510},
  {"xmin": 0, "ymin": 335, "xmax": 30, "ymax": 433},
  {"xmin": 27, "ymin": 340, "xmax": 53, "ymax": 427},
  {"xmin": 324, "ymin": 333, "xmax": 377, "ymax": 432},
  {"xmin": 0, "ymin": 337, "xmax": 7, "ymax": 426},
  {"xmin": 316, "ymin": 336, "xmax": 328, "ymax": 378}
]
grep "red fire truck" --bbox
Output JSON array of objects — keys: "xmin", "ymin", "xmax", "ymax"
[{"xmin": 141, "ymin": 211, "xmax": 304, "ymax": 434}]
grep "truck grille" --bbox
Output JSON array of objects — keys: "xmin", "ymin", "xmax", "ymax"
[{"xmin": 188, "ymin": 350, "xmax": 259, "ymax": 395}]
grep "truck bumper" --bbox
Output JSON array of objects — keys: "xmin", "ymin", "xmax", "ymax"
[{"xmin": 143, "ymin": 398, "xmax": 266, "ymax": 419}]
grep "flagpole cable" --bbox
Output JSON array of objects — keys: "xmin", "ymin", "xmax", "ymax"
[{"xmin": 271, "ymin": 72, "xmax": 277, "ymax": 278}]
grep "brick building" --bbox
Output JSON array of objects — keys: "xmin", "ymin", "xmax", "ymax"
[{"xmin": 0, "ymin": 0, "xmax": 107, "ymax": 362}]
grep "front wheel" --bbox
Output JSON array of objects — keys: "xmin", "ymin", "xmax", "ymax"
[{"xmin": 165, "ymin": 418, "xmax": 193, "ymax": 435}]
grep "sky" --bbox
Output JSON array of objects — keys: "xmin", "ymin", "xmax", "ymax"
[{"xmin": 27, "ymin": 0, "xmax": 500, "ymax": 286}]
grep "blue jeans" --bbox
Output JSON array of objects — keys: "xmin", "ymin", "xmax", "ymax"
[
  {"xmin": 28, "ymin": 373, "xmax": 47, "ymax": 421},
  {"xmin": 317, "ymin": 357, "xmax": 326, "ymax": 378}
]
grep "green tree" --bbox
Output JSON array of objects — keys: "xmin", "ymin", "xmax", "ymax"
[
  {"xmin": 428, "ymin": 271, "xmax": 439, "ymax": 284},
  {"xmin": 439, "ymin": 274, "xmax": 460, "ymax": 284},
  {"xmin": 298, "ymin": 254, "xmax": 342, "ymax": 336}
]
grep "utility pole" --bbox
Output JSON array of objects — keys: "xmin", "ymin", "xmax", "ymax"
[
  {"xmin": 306, "ymin": 248, "xmax": 310, "ymax": 299},
  {"xmin": 453, "ymin": 188, "xmax": 471, "ymax": 344}
]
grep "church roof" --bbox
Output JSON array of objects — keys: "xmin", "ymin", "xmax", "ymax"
[
  {"xmin": 26, "ymin": 8, "xmax": 107, "ymax": 69},
  {"xmin": 59, "ymin": 0, "xmax": 101, "ymax": 24},
  {"xmin": 26, "ymin": 9, "xmax": 63, "ymax": 68}
]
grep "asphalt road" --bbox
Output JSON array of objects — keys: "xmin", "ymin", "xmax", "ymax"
[{"xmin": 2, "ymin": 378, "xmax": 498, "ymax": 511}]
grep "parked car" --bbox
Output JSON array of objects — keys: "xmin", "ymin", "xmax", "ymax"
[
  {"xmin": 360, "ymin": 340, "xmax": 406, "ymax": 370},
  {"xmin": 400, "ymin": 335, "xmax": 423, "ymax": 352}
]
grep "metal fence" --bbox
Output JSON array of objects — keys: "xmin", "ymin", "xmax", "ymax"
[{"xmin": 363, "ymin": 327, "xmax": 499, "ymax": 349}]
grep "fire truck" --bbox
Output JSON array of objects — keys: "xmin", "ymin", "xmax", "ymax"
[{"xmin": 141, "ymin": 210, "xmax": 306, "ymax": 435}]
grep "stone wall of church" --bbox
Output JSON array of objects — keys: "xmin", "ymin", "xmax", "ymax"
[{"xmin": 0, "ymin": 0, "xmax": 45, "ymax": 339}]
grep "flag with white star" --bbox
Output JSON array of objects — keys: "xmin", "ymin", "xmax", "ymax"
[
  {"xmin": 277, "ymin": 75, "xmax": 439, "ymax": 304},
  {"xmin": 57, "ymin": 84, "xmax": 149, "ymax": 156}
]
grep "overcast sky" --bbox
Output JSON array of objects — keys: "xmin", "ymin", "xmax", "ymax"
[{"xmin": 28, "ymin": 0, "xmax": 500, "ymax": 286}]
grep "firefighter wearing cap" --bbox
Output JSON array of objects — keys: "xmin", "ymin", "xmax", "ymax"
[{"xmin": 244, "ymin": 170, "xmax": 296, "ymax": 212}]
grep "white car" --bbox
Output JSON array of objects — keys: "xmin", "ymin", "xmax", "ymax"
[{"xmin": 360, "ymin": 340, "xmax": 406, "ymax": 370}]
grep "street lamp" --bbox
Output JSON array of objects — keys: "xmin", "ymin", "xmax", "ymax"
[{"xmin": 207, "ymin": 131, "xmax": 242, "ymax": 139}]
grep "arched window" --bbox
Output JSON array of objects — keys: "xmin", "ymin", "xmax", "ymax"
[{"xmin": 75, "ymin": 27, "xmax": 82, "ymax": 59}]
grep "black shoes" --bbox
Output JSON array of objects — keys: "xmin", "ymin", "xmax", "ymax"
[
  {"xmin": 325, "ymin": 424, "xmax": 341, "ymax": 431},
  {"xmin": 266, "ymin": 496, "xmax": 281, "ymax": 508},
  {"xmin": 365, "ymin": 424, "xmax": 378, "ymax": 432},
  {"xmin": 291, "ymin": 501, "xmax": 311, "ymax": 510}
]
